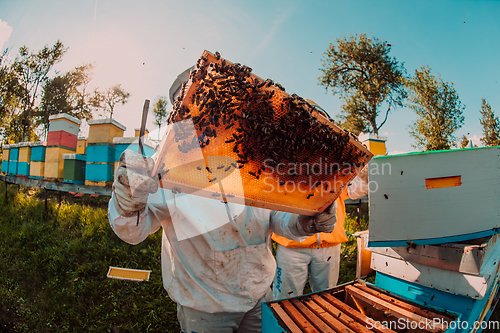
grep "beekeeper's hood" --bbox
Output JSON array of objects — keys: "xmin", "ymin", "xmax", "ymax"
[{"xmin": 169, "ymin": 66, "xmax": 194, "ymax": 105}]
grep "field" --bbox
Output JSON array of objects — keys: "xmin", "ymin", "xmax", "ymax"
[{"xmin": 0, "ymin": 181, "xmax": 498, "ymax": 332}]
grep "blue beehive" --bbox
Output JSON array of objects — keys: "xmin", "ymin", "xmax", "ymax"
[
  {"xmin": 30, "ymin": 141, "xmax": 47, "ymax": 162},
  {"xmin": 8, "ymin": 144, "xmax": 19, "ymax": 176},
  {"xmin": 85, "ymin": 163, "xmax": 114, "ymax": 183},
  {"xmin": 86, "ymin": 144, "xmax": 116, "ymax": 163},
  {"xmin": 113, "ymin": 137, "xmax": 157, "ymax": 161}
]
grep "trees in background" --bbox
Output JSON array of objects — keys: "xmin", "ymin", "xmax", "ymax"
[
  {"xmin": 319, "ymin": 33, "xmax": 407, "ymax": 135},
  {"xmin": 152, "ymin": 96, "xmax": 168, "ymax": 140},
  {"xmin": 90, "ymin": 84, "xmax": 130, "ymax": 118},
  {"xmin": 38, "ymin": 64, "xmax": 94, "ymax": 136},
  {"xmin": 479, "ymin": 98, "xmax": 500, "ymax": 147},
  {"xmin": 406, "ymin": 66, "xmax": 465, "ymax": 151}
]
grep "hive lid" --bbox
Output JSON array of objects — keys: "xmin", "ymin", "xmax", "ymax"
[
  {"xmin": 112, "ymin": 137, "xmax": 157, "ymax": 149},
  {"xmin": 151, "ymin": 50, "xmax": 372, "ymax": 216},
  {"xmin": 29, "ymin": 141, "xmax": 47, "ymax": 147},
  {"xmin": 48, "ymin": 113, "xmax": 82, "ymax": 125},
  {"xmin": 88, "ymin": 118, "xmax": 126, "ymax": 131},
  {"xmin": 62, "ymin": 153, "xmax": 87, "ymax": 161}
]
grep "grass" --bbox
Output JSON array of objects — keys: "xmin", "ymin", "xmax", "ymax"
[{"xmin": 0, "ymin": 182, "xmax": 179, "ymax": 332}]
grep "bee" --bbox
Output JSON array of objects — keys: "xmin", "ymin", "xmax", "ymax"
[{"xmin": 306, "ymin": 194, "xmax": 314, "ymax": 199}]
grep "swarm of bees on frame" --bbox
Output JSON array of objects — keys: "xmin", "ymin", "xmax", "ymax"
[{"xmin": 164, "ymin": 51, "xmax": 368, "ymax": 200}]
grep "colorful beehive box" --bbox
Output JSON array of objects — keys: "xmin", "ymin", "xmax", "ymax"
[
  {"xmin": 368, "ymin": 147, "xmax": 500, "ymax": 247},
  {"xmin": 262, "ymin": 280, "xmax": 459, "ymax": 332},
  {"xmin": 86, "ymin": 144, "xmax": 115, "ymax": 164},
  {"xmin": 85, "ymin": 163, "xmax": 114, "ymax": 186},
  {"xmin": 8, "ymin": 143, "xmax": 19, "ymax": 176},
  {"xmin": 87, "ymin": 118, "xmax": 126, "ymax": 144},
  {"xmin": 76, "ymin": 137, "xmax": 87, "ymax": 154},
  {"xmin": 48, "ymin": 113, "xmax": 81, "ymax": 136},
  {"xmin": 47, "ymin": 130, "xmax": 78, "ymax": 150},
  {"xmin": 44, "ymin": 146, "xmax": 76, "ymax": 181},
  {"xmin": 30, "ymin": 161, "xmax": 45, "ymax": 179},
  {"xmin": 30, "ymin": 141, "xmax": 46, "ymax": 162},
  {"xmin": 17, "ymin": 142, "xmax": 31, "ymax": 176},
  {"xmin": 134, "ymin": 128, "xmax": 149, "ymax": 138},
  {"xmin": 113, "ymin": 137, "xmax": 157, "ymax": 171},
  {"xmin": 63, "ymin": 154, "xmax": 86, "ymax": 185},
  {"xmin": 1, "ymin": 144, "xmax": 10, "ymax": 174}
]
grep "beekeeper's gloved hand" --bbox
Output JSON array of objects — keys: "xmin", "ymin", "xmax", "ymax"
[
  {"xmin": 297, "ymin": 201, "xmax": 337, "ymax": 235},
  {"xmin": 113, "ymin": 150, "xmax": 158, "ymax": 217}
]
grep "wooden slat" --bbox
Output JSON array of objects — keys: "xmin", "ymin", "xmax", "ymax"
[
  {"xmin": 269, "ymin": 303, "xmax": 303, "ymax": 333},
  {"xmin": 353, "ymin": 282, "xmax": 451, "ymax": 322},
  {"xmin": 309, "ymin": 295, "xmax": 373, "ymax": 333},
  {"xmin": 281, "ymin": 299, "xmax": 319, "ymax": 333},
  {"xmin": 290, "ymin": 298, "xmax": 337, "ymax": 332},
  {"xmin": 0, "ymin": 174, "xmax": 112, "ymax": 196},
  {"xmin": 321, "ymin": 293, "xmax": 396, "ymax": 333},
  {"xmin": 303, "ymin": 297, "xmax": 355, "ymax": 333},
  {"xmin": 345, "ymin": 285, "xmax": 445, "ymax": 333}
]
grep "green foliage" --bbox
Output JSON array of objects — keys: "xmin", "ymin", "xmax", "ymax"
[
  {"xmin": 10, "ymin": 40, "xmax": 67, "ymax": 142},
  {"xmin": 320, "ymin": 33, "xmax": 407, "ymax": 135},
  {"xmin": 38, "ymin": 64, "xmax": 94, "ymax": 136},
  {"xmin": 459, "ymin": 134, "xmax": 470, "ymax": 148},
  {"xmin": 407, "ymin": 66, "xmax": 465, "ymax": 151},
  {"xmin": 479, "ymin": 98, "xmax": 500, "ymax": 147},
  {"xmin": 152, "ymin": 96, "xmax": 168, "ymax": 140},
  {"xmin": 0, "ymin": 184, "xmax": 179, "ymax": 332},
  {"xmin": 90, "ymin": 84, "xmax": 131, "ymax": 119}
]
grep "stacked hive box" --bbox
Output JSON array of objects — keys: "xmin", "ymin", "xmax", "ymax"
[
  {"xmin": 85, "ymin": 118, "xmax": 125, "ymax": 186},
  {"xmin": 113, "ymin": 137, "xmax": 157, "ymax": 172},
  {"xmin": 30, "ymin": 141, "xmax": 46, "ymax": 179},
  {"xmin": 63, "ymin": 154, "xmax": 86, "ymax": 184},
  {"xmin": 44, "ymin": 114, "xmax": 81, "ymax": 181},
  {"xmin": 8, "ymin": 143, "xmax": 19, "ymax": 176},
  {"xmin": 76, "ymin": 137, "xmax": 87, "ymax": 154},
  {"xmin": 134, "ymin": 128, "xmax": 149, "ymax": 138},
  {"xmin": 1, "ymin": 144, "xmax": 10, "ymax": 174},
  {"xmin": 17, "ymin": 142, "xmax": 31, "ymax": 177}
]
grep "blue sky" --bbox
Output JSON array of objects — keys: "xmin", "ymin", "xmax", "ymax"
[{"xmin": 0, "ymin": 0, "xmax": 499, "ymax": 154}]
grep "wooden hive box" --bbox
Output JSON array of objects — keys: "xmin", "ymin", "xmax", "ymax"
[
  {"xmin": 262, "ymin": 281, "xmax": 458, "ymax": 332},
  {"xmin": 30, "ymin": 141, "xmax": 46, "ymax": 162},
  {"xmin": 30, "ymin": 161, "xmax": 45, "ymax": 179},
  {"xmin": 368, "ymin": 147, "xmax": 500, "ymax": 247},
  {"xmin": 8, "ymin": 143, "xmax": 19, "ymax": 176},
  {"xmin": 85, "ymin": 163, "xmax": 114, "ymax": 186},
  {"xmin": 44, "ymin": 146, "xmax": 76, "ymax": 181},
  {"xmin": 87, "ymin": 118, "xmax": 126, "ymax": 144},
  {"xmin": 47, "ymin": 130, "xmax": 78, "ymax": 150},
  {"xmin": 1, "ymin": 145, "xmax": 10, "ymax": 174},
  {"xmin": 86, "ymin": 144, "xmax": 116, "ymax": 164},
  {"xmin": 76, "ymin": 137, "xmax": 87, "ymax": 154},
  {"xmin": 48, "ymin": 113, "xmax": 81, "ymax": 136},
  {"xmin": 63, "ymin": 154, "xmax": 86, "ymax": 185},
  {"xmin": 134, "ymin": 128, "xmax": 149, "ymax": 138},
  {"xmin": 113, "ymin": 137, "xmax": 157, "ymax": 172},
  {"xmin": 153, "ymin": 50, "xmax": 372, "ymax": 216},
  {"xmin": 17, "ymin": 142, "xmax": 31, "ymax": 176}
]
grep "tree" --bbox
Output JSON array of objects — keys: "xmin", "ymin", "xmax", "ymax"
[
  {"xmin": 152, "ymin": 96, "xmax": 168, "ymax": 140},
  {"xmin": 459, "ymin": 135, "xmax": 469, "ymax": 148},
  {"xmin": 407, "ymin": 66, "xmax": 465, "ymax": 151},
  {"xmin": 479, "ymin": 98, "xmax": 500, "ymax": 146},
  {"xmin": 11, "ymin": 40, "xmax": 67, "ymax": 141},
  {"xmin": 338, "ymin": 93, "xmax": 370, "ymax": 135},
  {"xmin": 0, "ymin": 49, "xmax": 23, "ymax": 142},
  {"xmin": 319, "ymin": 33, "xmax": 407, "ymax": 135},
  {"xmin": 90, "ymin": 84, "xmax": 130, "ymax": 118},
  {"xmin": 38, "ymin": 64, "xmax": 94, "ymax": 136}
]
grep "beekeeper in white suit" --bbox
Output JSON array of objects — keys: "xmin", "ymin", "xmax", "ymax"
[{"xmin": 108, "ymin": 69, "xmax": 337, "ymax": 333}]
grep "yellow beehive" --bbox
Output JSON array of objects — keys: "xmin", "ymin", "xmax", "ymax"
[
  {"xmin": 44, "ymin": 162, "xmax": 65, "ymax": 180},
  {"xmin": 2, "ymin": 147, "xmax": 9, "ymax": 161},
  {"xmin": 30, "ymin": 161, "xmax": 45, "ymax": 178},
  {"xmin": 18, "ymin": 143, "xmax": 31, "ymax": 163},
  {"xmin": 134, "ymin": 128, "xmax": 149, "ymax": 138},
  {"xmin": 45, "ymin": 147, "xmax": 76, "ymax": 163},
  {"xmin": 77, "ymin": 137, "xmax": 87, "ymax": 154},
  {"xmin": 87, "ymin": 119, "xmax": 126, "ymax": 144},
  {"xmin": 359, "ymin": 133, "xmax": 387, "ymax": 156}
]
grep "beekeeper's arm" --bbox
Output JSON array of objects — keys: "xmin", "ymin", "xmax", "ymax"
[
  {"xmin": 268, "ymin": 201, "xmax": 338, "ymax": 241},
  {"xmin": 108, "ymin": 150, "xmax": 167, "ymax": 245},
  {"xmin": 347, "ymin": 165, "xmax": 369, "ymax": 200}
]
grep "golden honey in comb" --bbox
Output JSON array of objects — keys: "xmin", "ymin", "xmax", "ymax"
[{"xmin": 152, "ymin": 50, "xmax": 372, "ymax": 216}]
